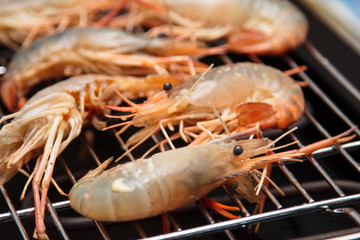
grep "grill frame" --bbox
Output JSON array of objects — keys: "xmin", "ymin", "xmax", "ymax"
[{"xmin": 0, "ymin": 0, "xmax": 360, "ymax": 239}]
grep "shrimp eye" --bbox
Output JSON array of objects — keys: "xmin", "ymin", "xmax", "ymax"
[
  {"xmin": 163, "ymin": 82, "xmax": 173, "ymax": 91},
  {"xmin": 233, "ymin": 145, "xmax": 244, "ymax": 155},
  {"xmin": 158, "ymin": 31, "xmax": 167, "ymax": 38}
]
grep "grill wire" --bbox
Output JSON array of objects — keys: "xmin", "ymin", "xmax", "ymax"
[{"xmin": 0, "ymin": 1, "xmax": 360, "ymax": 240}]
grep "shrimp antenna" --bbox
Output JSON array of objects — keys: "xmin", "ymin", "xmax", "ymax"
[
  {"xmin": 88, "ymin": 157, "xmax": 114, "ymax": 178},
  {"xmin": 116, "ymin": 121, "xmax": 133, "ymax": 135},
  {"xmin": 252, "ymin": 170, "xmax": 285, "ymax": 197},
  {"xmin": 168, "ymin": 64, "xmax": 214, "ymax": 114},
  {"xmin": 272, "ymin": 127, "xmax": 298, "ymax": 146},
  {"xmin": 140, "ymin": 132, "xmax": 182, "ymax": 159},
  {"xmin": 255, "ymin": 165, "xmax": 268, "ymax": 196},
  {"xmin": 113, "ymin": 88, "xmax": 143, "ymax": 110},
  {"xmin": 208, "ymin": 101, "xmax": 231, "ymax": 136},
  {"xmin": 105, "ymin": 112, "xmax": 137, "ymax": 120},
  {"xmin": 249, "ymin": 122, "xmax": 261, "ymax": 140},
  {"xmin": 115, "ymin": 125, "xmax": 160, "ymax": 162},
  {"xmin": 283, "ymin": 65, "xmax": 307, "ymax": 76},
  {"xmin": 112, "ymin": 130, "xmax": 136, "ymax": 162},
  {"xmin": 0, "ymin": 111, "xmax": 23, "ymax": 125},
  {"xmin": 159, "ymin": 120, "xmax": 176, "ymax": 149},
  {"xmin": 102, "ymin": 120, "xmax": 133, "ymax": 131},
  {"xmin": 253, "ymin": 128, "xmax": 298, "ymax": 197},
  {"xmin": 269, "ymin": 140, "xmax": 299, "ymax": 152},
  {"xmin": 209, "ymin": 126, "xmax": 260, "ymax": 144},
  {"xmin": 20, "ymin": 157, "xmax": 39, "ymax": 200}
]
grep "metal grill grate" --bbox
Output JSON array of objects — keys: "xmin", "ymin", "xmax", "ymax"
[{"xmin": 0, "ymin": 1, "xmax": 360, "ymax": 239}]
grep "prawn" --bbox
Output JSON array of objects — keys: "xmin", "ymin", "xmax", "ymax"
[
  {"xmin": 1, "ymin": 26, "xmax": 222, "ymax": 112},
  {"xmin": 68, "ymin": 127, "xmax": 356, "ymax": 222},
  {"xmin": 0, "ymin": 73, "xmax": 179, "ymax": 239},
  {"xmin": 107, "ymin": 62, "xmax": 305, "ymax": 152},
  {"xmin": 106, "ymin": 0, "xmax": 308, "ymax": 55},
  {"xmin": 0, "ymin": 0, "xmax": 119, "ymax": 49}
]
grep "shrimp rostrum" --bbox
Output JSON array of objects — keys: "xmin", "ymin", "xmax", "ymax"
[
  {"xmin": 109, "ymin": 0, "xmax": 308, "ymax": 55},
  {"xmin": 0, "ymin": 73, "xmax": 176, "ymax": 239},
  {"xmin": 69, "ymin": 127, "xmax": 356, "ymax": 222},
  {"xmin": 109, "ymin": 62, "xmax": 305, "ymax": 150},
  {"xmin": 1, "ymin": 26, "xmax": 220, "ymax": 112}
]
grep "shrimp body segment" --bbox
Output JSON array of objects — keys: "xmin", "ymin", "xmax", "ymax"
[
  {"xmin": 119, "ymin": 0, "xmax": 308, "ymax": 55},
  {"xmin": 115, "ymin": 62, "xmax": 305, "ymax": 147},
  {"xmin": 69, "ymin": 137, "xmax": 274, "ymax": 222},
  {"xmin": 1, "ymin": 27, "xmax": 215, "ymax": 112}
]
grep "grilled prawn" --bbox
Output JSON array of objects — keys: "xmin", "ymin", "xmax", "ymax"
[
  {"xmin": 1, "ymin": 27, "xmax": 219, "ymax": 112},
  {"xmin": 69, "ymin": 127, "xmax": 356, "ymax": 222},
  {"xmin": 69, "ymin": 134, "xmax": 277, "ymax": 222},
  {"xmin": 110, "ymin": 0, "xmax": 308, "ymax": 55},
  {"xmin": 108, "ymin": 62, "xmax": 305, "ymax": 150},
  {"xmin": 0, "ymin": 73, "xmax": 178, "ymax": 239}
]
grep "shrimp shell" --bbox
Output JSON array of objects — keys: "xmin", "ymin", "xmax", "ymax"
[
  {"xmin": 69, "ymin": 137, "xmax": 274, "ymax": 222},
  {"xmin": 117, "ymin": 62, "xmax": 305, "ymax": 147}
]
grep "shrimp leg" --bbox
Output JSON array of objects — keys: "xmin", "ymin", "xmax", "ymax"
[
  {"xmin": 95, "ymin": 0, "xmax": 166, "ymax": 27},
  {"xmin": 94, "ymin": 0, "xmax": 128, "ymax": 26},
  {"xmin": 200, "ymin": 198, "xmax": 240, "ymax": 219},
  {"xmin": 32, "ymin": 115, "xmax": 64, "ymax": 239},
  {"xmin": 33, "ymin": 110, "xmax": 82, "ymax": 239}
]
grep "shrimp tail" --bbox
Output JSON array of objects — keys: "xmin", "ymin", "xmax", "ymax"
[
  {"xmin": 0, "ymin": 79, "xmax": 25, "ymax": 112},
  {"xmin": 227, "ymin": 29, "xmax": 271, "ymax": 55},
  {"xmin": 236, "ymin": 99, "xmax": 304, "ymax": 129},
  {"xmin": 236, "ymin": 102, "xmax": 277, "ymax": 127}
]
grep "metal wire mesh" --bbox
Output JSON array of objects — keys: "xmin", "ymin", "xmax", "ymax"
[{"xmin": 0, "ymin": 2, "xmax": 360, "ymax": 240}]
